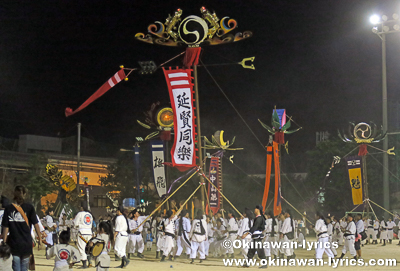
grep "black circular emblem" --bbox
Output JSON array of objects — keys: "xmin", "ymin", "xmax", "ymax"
[{"xmin": 178, "ymin": 15, "xmax": 208, "ymax": 45}]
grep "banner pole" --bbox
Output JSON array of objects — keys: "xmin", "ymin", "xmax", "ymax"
[
  {"xmin": 133, "ymin": 170, "xmax": 198, "ymax": 232},
  {"xmin": 194, "ymin": 64, "xmax": 205, "ymax": 211},
  {"xmin": 201, "ymin": 171, "xmax": 242, "ymax": 217}
]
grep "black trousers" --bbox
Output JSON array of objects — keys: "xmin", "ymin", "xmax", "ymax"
[{"xmin": 247, "ymin": 238, "xmax": 266, "ymax": 260}]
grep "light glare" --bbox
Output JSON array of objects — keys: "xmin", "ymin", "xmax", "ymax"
[{"xmin": 370, "ymin": 14, "xmax": 380, "ymax": 24}]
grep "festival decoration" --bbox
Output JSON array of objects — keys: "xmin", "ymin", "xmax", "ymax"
[
  {"xmin": 135, "ymin": 7, "xmax": 252, "ymax": 47},
  {"xmin": 259, "ymin": 108, "xmax": 301, "ymax": 215},
  {"xmin": 45, "ymin": 164, "xmax": 76, "ymax": 192},
  {"xmin": 163, "ymin": 67, "xmax": 197, "ymax": 171},
  {"xmin": 261, "ymin": 146, "xmax": 273, "ymax": 211},
  {"xmin": 273, "ymin": 141, "xmax": 282, "ymax": 216},
  {"xmin": 258, "ymin": 108, "xmax": 302, "ymax": 145},
  {"xmin": 338, "ymin": 122, "xmax": 386, "ymax": 144},
  {"xmin": 137, "ymin": 102, "xmax": 174, "ymax": 141},
  {"xmin": 345, "ymin": 156, "xmax": 364, "ymax": 205},
  {"xmin": 203, "ymin": 130, "xmax": 243, "ymax": 151},
  {"xmin": 150, "ymin": 140, "xmax": 167, "ymax": 197},
  {"xmin": 65, "ymin": 68, "xmax": 128, "ymax": 117},
  {"xmin": 208, "ymin": 157, "xmax": 222, "ymax": 214},
  {"xmin": 338, "ymin": 121, "xmax": 391, "ymax": 209}
]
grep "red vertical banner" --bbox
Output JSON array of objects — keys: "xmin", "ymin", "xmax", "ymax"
[
  {"xmin": 273, "ymin": 141, "xmax": 282, "ymax": 216},
  {"xmin": 262, "ymin": 146, "xmax": 273, "ymax": 211},
  {"xmin": 162, "ymin": 68, "xmax": 197, "ymax": 171},
  {"xmin": 208, "ymin": 157, "xmax": 220, "ymax": 214}
]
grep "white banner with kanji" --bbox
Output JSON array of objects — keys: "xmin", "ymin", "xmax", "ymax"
[
  {"xmin": 150, "ymin": 140, "xmax": 167, "ymax": 197},
  {"xmin": 163, "ymin": 68, "xmax": 197, "ymax": 170}
]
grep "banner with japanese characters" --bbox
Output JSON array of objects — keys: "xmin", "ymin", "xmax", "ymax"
[
  {"xmin": 345, "ymin": 156, "xmax": 363, "ymax": 205},
  {"xmin": 163, "ymin": 68, "xmax": 197, "ymax": 170},
  {"xmin": 150, "ymin": 140, "xmax": 167, "ymax": 197},
  {"xmin": 208, "ymin": 157, "xmax": 221, "ymax": 214}
]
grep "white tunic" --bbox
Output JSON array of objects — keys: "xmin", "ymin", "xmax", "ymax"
[
  {"xmin": 190, "ymin": 218, "xmax": 208, "ymax": 242},
  {"xmin": 46, "ymin": 244, "xmax": 80, "ymax": 271},
  {"xmin": 238, "ymin": 217, "xmax": 252, "ymax": 236},
  {"xmin": 314, "ymin": 219, "xmax": 329, "ymax": 238},
  {"xmin": 128, "ymin": 216, "xmax": 148, "ymax": 233},
  {"xmin": 115, "ymin": 215, "xmax": 128, "ymax": 235},
  {"xmin": 227, "ymin": 217, "xmax": 238, "ymax": 233},
  {"xmin": 74, "ymin": 211, "xmax": 93, "ymax": 235}
]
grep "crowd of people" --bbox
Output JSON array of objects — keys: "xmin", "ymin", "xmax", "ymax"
[{"xmin": 0, "ymin": 185, "xmax": 399, "ymax": 270}]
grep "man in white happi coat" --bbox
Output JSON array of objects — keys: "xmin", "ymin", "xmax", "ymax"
[
  {"xmin": 237, "ymin": 208, "xmax": 253, "ymax": 259},
  {"xmin": 386, "ymin": 218, "xmax": 396, "ymax": 244},
  {"xmin": 161, "ymin": 209, "xmax": 182, "ymax": 262},
  {"xmin": 338, "ymin": 214, "xmax": 357, "ymax": 260},
  {"xmin": 189, "ymin": 210, "xmax": 208, "ymax": 263},
  {"xmin": 74, "ymin": 201, "xmax": 93, "ymax": 268},
  {"xmin": 365, "ymin": 216, "xmax": 374, "ymax": 245},
  {"xmin": 280, "ymin": 210, "xmax": 296, "ymax": 259},
  {"xmin": 114, "ymin": 205, "xmax": 130, "ymax": 268},
  {"xmin": 45, "ymin": 209, "xmax": 57, "ymax": 247},
  {"xmin": 175, "ymin": 210, "xmax": 191, "ymax": 259},
  {"xmin": 225, "ymin": 210, "xmax": 238, "ymax": 258},
  {"xmin": 128, "ymin": 209, "xmax": 149, "ymax": 258}
]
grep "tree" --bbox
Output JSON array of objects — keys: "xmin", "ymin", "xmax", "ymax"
[
  {"xmin": 99, "ymin": 152, "xmax": 159, "ymax": 205},
  {"xmin": 19, "ymin": 154, "xmax": 59, "ymax": 211}
]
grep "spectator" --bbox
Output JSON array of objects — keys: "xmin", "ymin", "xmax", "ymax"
[{"xmin": 2, "ymin": 185, "xmax": 42, "ymax": 271}]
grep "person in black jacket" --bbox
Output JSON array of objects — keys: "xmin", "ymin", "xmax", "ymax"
[{"xmin": 242, "ymin": 205, "xmax": 267, "ymax": 268}]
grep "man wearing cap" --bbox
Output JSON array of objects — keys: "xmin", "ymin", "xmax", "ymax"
[
  {"xmin": 74, "ymin": 201, "xmax": 93, "ymax": 268},
  {"xmin": 242, "ymin": 205, "xmax": 267, "ymax": 268},
  {"xmin": 338, "ymin": 213, "xmax": 357, "ymax": 260},
  {"xmin": 280, "ymin": 210, "xmax": 296, "ymax": 260},
  {"xmin": 114, "ymin": 205, "xmax": 130, "ymax": 268},
  {"xmin": 127, "ymin": 209, "xmax": 149, "ymax": 259}
]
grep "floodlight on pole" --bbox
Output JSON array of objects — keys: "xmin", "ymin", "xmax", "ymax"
[
  {"xmin": 370, "ymin": 12, "xmax": 400, "ymax": 217},
  {"xmin": 370, "ymin": 14, "xmax": 380, "ymax": 25}
]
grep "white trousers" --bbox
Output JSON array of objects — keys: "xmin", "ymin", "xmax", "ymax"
[
  {"xmin": 128, "ymin": 234, "xmax": 144, "ymax": 254},
  {"xmin": 342, "ymin": 236, "xmax": 356, "ymax": 257},
  {"xmin": 114, "ymin": 234, "xmax": 128, "ymax": 258},
  {"xmin": 263, "ymin": 234, "xmax": 271, "ymax": 257},
  {"xmin": 45, "ymin": 230, "xmax": 53, "ymax": 246},
  {"xmin": 387, "ymin": 230, "xmax": 394, "ymax": 240},
  {"xmin": 268, "ymin": 235, "xmax": 279, "ymax": 256},
  {"xmin": 242, "ymin": 235, "xmax": 252, "ymax": 259},
  {"xmin": 316, "ymin": 237, "xmax": 334, "ymax": 259},
  {"xmin": 281, "ymin": 235, "xmax": 294, "ymax": 256},
  {"xmin": 175, "ymin": 232, "xmax": 191, "ymax": 256},
  {"xmin": 77, "ymin": 234, "xmax": 91, "ymax": 261},
  {"xmin": 157, "ymin": 234, "xmax": 165, "ymax": 252},
  {"xmin": 372, "ymin": 229, "xmax": 378, "ymax": 240},
  {"xmin": 329, "ymin": 236, "xmax": 337, "ymax": 256},
  {"xmin": 163, "ymin": 235, "xmax": 175, "ymax": 257},
  {"xmin": 204, "ymin": 237, "xmax": 212, "ymax": 256},
  {"xmin": 190, "ymin": 241, "xmax": 205, "ymax": 259},
  {"xmin": 227, "ymin": 234, "xmax": 237, "ymax": 254},
  {"xmin": 367, "ymin": 228, "xmax": 374, "ymax": 241},
  {"xmin": 380, "ymin": 230, "xmax": 388, "ymax": 240}
]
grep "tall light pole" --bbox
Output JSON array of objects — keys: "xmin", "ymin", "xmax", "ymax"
[{"xmin": 370, "ymin": 13, "xmax": 400, "ymax": 214}]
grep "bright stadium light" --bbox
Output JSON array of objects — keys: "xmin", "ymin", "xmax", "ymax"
[{"xmin": 370, "ymin": 14, "xmax": 380, "ymax": 24}]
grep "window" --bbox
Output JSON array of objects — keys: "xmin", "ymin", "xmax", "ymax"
[{"xmin": 93, "ymin": 195, "xmax": 108, "ymax": 207}]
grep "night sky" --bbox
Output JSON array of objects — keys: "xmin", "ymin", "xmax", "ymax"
[{"xmin": 1, "ymin": 0, "xmax": 400, "ymax": 173}]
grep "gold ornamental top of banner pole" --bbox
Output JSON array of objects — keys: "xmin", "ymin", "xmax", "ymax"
[{"xmin": 134, "ymin": 6, "xmax": 252, "ymax": 47}]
